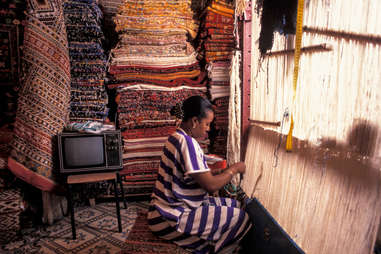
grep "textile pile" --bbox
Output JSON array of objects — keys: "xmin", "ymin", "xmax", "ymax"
[
  {"xmin": 8, "ymin": 0, "xmax": 71, "ymax": 191},
  {"xmin": 198, "ymin": 0, "xmax": 235, "ymax": 62},
  {"xmin": 107, "ymin": 0, "xmax": 208, "ymax": 196},
  {"xmin": 212, "ymin": 96, "xmax": 230, "ymax": 156},
  {"xmin": 64, "ymin": 0, "xmax": 108, "ymax": 123},
  {"xmin": 0, "ymin": 0, "xmax": 25, "ymax": 170},
  {"xmin": 97, "ymin": 0, "xmax": 124, "ymax": 51},
  {"xmin": 98, "ymin": 0, "xmax": 124, "ymax": 21},
  {"xmin": 198, "ymin": 0, "xmax": 235, "ymax": 157}
]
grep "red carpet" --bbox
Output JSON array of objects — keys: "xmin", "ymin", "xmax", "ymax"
[{"xmin": 121, "ymin": 211, "xmax": 190, "ymax": 254}]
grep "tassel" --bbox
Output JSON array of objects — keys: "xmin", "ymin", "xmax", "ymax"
[
  {"xmin": 286, "ymin": 0, "xmax": 304, "ymax": 152},
  {"xmin": 286, "ymin": 115, "xmax": 294, "ymax": 152}
]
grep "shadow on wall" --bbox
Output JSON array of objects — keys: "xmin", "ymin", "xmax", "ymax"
[
  {"xmin": 318, "ymin": 118, "xmax": 378, "ymax": 158},
  {"xmin": 347, "ymin": 119, "xmax": 378, "ymax": 157},
  {"xmin": 346, "ymin": 120, "xmax": 381, "ymax": 248},
  {"xmin": 245, "ymin": 118, "xmax": 381, "ymax": 188},
  {"xmin": 311, "ymin": 119, "xmax": 380, "ymax": 189}
]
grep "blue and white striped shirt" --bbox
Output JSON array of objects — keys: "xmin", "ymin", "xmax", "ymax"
[
  {"xmin": 151, "ymin": 128, "xmax": 210, "ymax": 218},
  {"xmin": 149, "ymin": 129, "xmax": 252, "ymax": 253}
]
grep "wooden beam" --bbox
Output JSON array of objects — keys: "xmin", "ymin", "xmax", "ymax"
[
  {"xmin": 249, "ymin": 119, "xmax": 281, "ymax": 127},
  {"xmin": 264, "ymin": 43, "xmax": 332, "ymax": 57},
  {"xmin": 303, "ymin": 26, "xmax": 381, "ymax": 44},
  {"xmin": 241, "ymin": 1, "xmax": 252, "ymax": 161}
]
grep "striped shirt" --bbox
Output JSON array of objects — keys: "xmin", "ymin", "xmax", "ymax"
[{"xmin": 148, "ymin": 128, "xmax": 252, "ymax": 253}]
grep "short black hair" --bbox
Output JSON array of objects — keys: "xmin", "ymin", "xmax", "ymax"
[{"xmin": 182, "ymin": 96, "xmax": 213, "ymax": 121}]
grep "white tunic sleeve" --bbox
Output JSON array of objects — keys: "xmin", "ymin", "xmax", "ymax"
[{"xmin": 179, "ymin": 134, "xmax": 210, "ymax": 175}]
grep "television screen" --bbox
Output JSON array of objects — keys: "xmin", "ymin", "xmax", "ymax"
[{"xmin": 62, "ymin": 136, "xmax": 105, "ymax": 168}]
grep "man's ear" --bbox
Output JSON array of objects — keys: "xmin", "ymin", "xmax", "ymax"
[{"xmin": 192, "ymin": 117, "xmax": 199, "ymax": 128}]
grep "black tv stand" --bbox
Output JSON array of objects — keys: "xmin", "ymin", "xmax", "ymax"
[{"xmin": 65, "ymin": 171, "xmax": 126, "ymax": 240}]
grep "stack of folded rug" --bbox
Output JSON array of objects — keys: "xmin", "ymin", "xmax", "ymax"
[
  {"xmin": 198, "ymin": 0, "xmax": 235, "ymax": 157},
  {"xmin": 107, "ymin": 0, "xmax": 207, "ymax": 195},
  {"xmin": 64, "ymin": 0, "xmax": 109, "ymax": 123},
  {"xmin": 198, "ymin": 0, "xmax": 235, "ymax": 63},
  {"xmin": 9, "ymin": 0, "xmax": 71, "ymax": 192},
  {"xmin": 211, "ymin": 96, "xmax": 230, "ymax": 156},
  {"xmin": 118, "ymin": 86, "xmax": 205, "ymax": 194}
]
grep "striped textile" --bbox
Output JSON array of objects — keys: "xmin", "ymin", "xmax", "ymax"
[
  {"xmin": 211, "ymin": 96, "xmax": 230, "ymax": 157},
  {"xmin": 8, "ymin": 0, "xmax": 71, "ymax": 191},
  {"xmin": 117, "ymin": 86, "xmax": 205, "ymax": 130},
  {"xmin": 109, "ymin": 0, "xmax": 207, "ymax": 196},
  {"xmin": 63, "ymin": 0, "xmax": 109, "ymax": 123},
  {"xmin": 148, "ymin": 129, "xmax": 251, "ymax": 253},
  {"xmin": 113, "ymin": 0, "xmax": 198, "ymax": 39}
]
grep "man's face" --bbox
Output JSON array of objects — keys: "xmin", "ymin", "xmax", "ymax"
[{"xmin": 192, "ymin": 110, "xmax": 214, "ymax": 139}]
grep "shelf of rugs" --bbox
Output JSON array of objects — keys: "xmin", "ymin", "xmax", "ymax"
[
  {"xmin": 198, "ymin": 0, "xmax": 235, "ymax": 158},
  {"xmin": 64, "ymin": 0, "xmax": 109, "ymax": 123},
  {"xmin": 106, "ymin": 0, "xmax": 208, "ymax": 196}
]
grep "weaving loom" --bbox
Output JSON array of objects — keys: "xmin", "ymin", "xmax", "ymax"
[{"xmin": 243, "ymin": 0, "xmax": 381, "ymax": 252}]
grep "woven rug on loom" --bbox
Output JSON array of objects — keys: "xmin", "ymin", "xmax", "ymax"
[
  {"xmin": 8, "ymin": 0, "xmax": 71, "ymax": 192},
  {"xmin": 121, "ymin": 210, "xmax": 190, "ymax": 254}
]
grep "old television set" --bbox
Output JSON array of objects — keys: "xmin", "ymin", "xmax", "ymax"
[{"xmin": 57, "ymin": 130, "xmax": 123, "ymax": 174}]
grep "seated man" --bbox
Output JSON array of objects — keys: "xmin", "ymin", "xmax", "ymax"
[{"xmin": 148, "ymin": 96, "xmax": 252, "ymax": 254}]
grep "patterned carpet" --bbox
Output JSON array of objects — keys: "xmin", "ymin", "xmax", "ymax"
[
  {"xmin": 0, "ymin": 187, "xmax": 159, "ymax": 254},
  {"xmin": 122, "ymin": 210, "xmax": 190, "ymax": 254},
  {"xmin": 0, "ymin": 188, "xmax": 21, "ymax": 246}
]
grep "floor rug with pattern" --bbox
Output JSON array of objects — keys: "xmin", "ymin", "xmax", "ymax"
[
  {"xmin": 121, "ymin": 210, "xmax": 190, "ymax": 254},
  {"xmin": 0, "ymin": 187, "xmax": 150, "ymax": 254}
]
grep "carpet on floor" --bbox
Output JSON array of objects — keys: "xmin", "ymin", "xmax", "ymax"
[
  {"xmin": 121, "ymin": 210, "xmax": 190, "ymax": 254},
  {"xmin": 0, "ymin": 188, "xmax": 21, "ymax": 245},
  {"xmin": 0, "ymin": 187, "xmax": 151, "ymax": 254}
]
